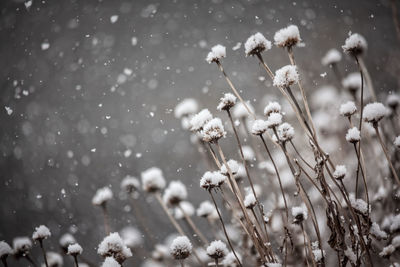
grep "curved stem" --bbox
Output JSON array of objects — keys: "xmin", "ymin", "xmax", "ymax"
[{"xmin": 39, "ymin": 240, "xmax": 49, "ymax": 267}]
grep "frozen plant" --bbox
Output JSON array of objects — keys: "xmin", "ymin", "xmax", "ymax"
[
  {"xmin": 274, "ymin": 25, "xmax": 301, "ymax": 48},
  {"xmin": 169, "ymin": 236, "xmax": 192, "ymax": 261},
  {"xmin": 321, "ymin": 49, "xmax": 342, "ymax": 66},
  {"xmin": 244, "ymin": 32, "xmax": 271, "ymax": 56},
  {"xmin": 342, "ymin": 33, "xmax": 367, "ymax": 55},
  {"xmin": 273, "ymin": 65, "xmax": 299, "ymax": 88},
  {"xmin": 97, "ymin": 232, "xmax": 132, "ymax": 264},
  {"xmin": 141, "ymin": 167, "xmax": 166, "ymax": 193},
  {"xmin": 206, "ymin": 45, "xmax": 226, "ymax": 64}
]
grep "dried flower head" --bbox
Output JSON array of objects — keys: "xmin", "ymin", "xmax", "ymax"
[
  {"xmin": 267, "ymin": 112, "xmax": 282, "ymax": 128},
  {"xmin": 264, "ymin": 101, "xmax": 282, "ymax": 117},
  {"xmin": 201, "ymin": 118, "xmax": 226, "ymax": 143},
  {"xmin": 67, "ymin": 243, "xmax": 83, "ymax": 256},
  {"xmin": 163, "ymin": 181, "xmax": 187, "ymax": 206},
  {"xmin": 217, "ymin": 93, "xmax": 237, "ymax": 111},
  {"xmin": 200, "ymin": 171, "xmax": 226, "ymax": 190},
  {"xmin": 101, "ymin": 257, "xmax": 121, "ymax": 267},
  {"xmin": 220, "ymin": 159, "xmax": 239, "ymax": 176},
  {"xmin": 242, "ymin": 146, "xmax": 255, "ymax": 161},
  {"xmin": 120, "ymin": 227, "xmax": 143, "ymax": 249},
  {"xmin": 274, "ymin": 25, "xmax": 301, "ymax": 48},
  {"xmin": 190, "ymin": 109, "xmax": 213, "ymax": 132},
  {"xmin": 222, "ymin": 252, "xmax": 242, "ymax": 266},
  {"xmin": 342, "ymin": 33, "xmax": 367, "ymax": 55},
  {"xmin": 46, "ymin": 252, "xmax": 63, "ymax": 266},
  {"xmin": 97, "ymin": 232, "xmax": 132, "ymax": 263},
  {"xmin": 141, "ymin": 167, "xmax": 166, "ymax": 193},
  {"xmin": 196, "ymin": 201, "xmax": 216, "ymax": 218},
  {"xmin": 379, "ymin": 245, "xmax": 395, "ymax": 258},
  {"xmin": 251, "ymin": 119, "xmax": 269, "ymax": 135},
  {"xmin": 292, "ymin": 206, "xmax": 308, "ymax": 224},
  {"xmin": 120, "ymin": 175, "xmax": 140, "ymax": 193},
  {"xmin": 32, "ymin": 225, "xmax": 51, "ymax": 241},
  {"xmin": 349, "ymin": 194, "xmax": 370, "ymax": 216},
  {"xmin": 92, "ymin": 187, "xmax": 113, "ymax": 206},
  {"xmin": 232, "ymin": 101, "xmax": 255, "ymax": 119},
  {"xmin": 0, "ymin": 241, "xmax": 12, "ymax": 259},
  {"xmin": 244, "ymin": 194, "xmax": 257, "ymax": 209},
  {"xmin": 333, "ymin": 165, "xmax": 347, "ymax": 180},
  {"xmin": 277, "ymin": 122, "xmax": 295, "ymax": 142},
  {"xmin": 273, "ymin": 65, "xmax": 299, "ymax": 88},
  {"xmin": 346, "ymin": 127, "xmax": 361, "ymax": 143},
  {"xmin": 206, "ymin": 240, "xmax": 228, "ymax": 260},
  {"xmin": 59, "ymin": 233, "xmax": 76, "ymax": 251},
  {"xmin": 174, "ymin": 98, "xmax": 199, "ymax": 119},
  {"xmin": 174, "ymin": 201, "xmax": 195, "ymax": 220},
  {"xmin": 342, "ymin": 72, "xmax": 361, "ymax": 93},
  {"xmin": 363, "ymin": 102, "xmax": 387, "ymax": 124},
  {"xmin": 13, "ymin": 237, "xmax": 32, "ymax": 256},
  {"xmin": 170, "ymin": 236, "xmax": 192, "ymax": 260},
  {"xmin": 206, "ymin": 44, "xmax": 226, "ymax": 64},
  {"xmin": 340, "ymin": 101, "xmax": 357, "ymax": 117},
  {"xmin": 321, "ymin": 49, "xmax": 342, "ymax": 66},
  {"xmin": 387, "ymin": 94, "xmax": 400, "ymax": 110},
  {"xmin": 244, "ymin": 32, "xmax": 272, "ymax": 56}
]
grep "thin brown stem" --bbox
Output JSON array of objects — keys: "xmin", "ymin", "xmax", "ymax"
[
  {"xmin": 101, "ymin": 204, "xmax": 111, "ymax": 235},
  {"xmin": 73, "ymin": 255, "xmax": 79, "ymax": 267},
  {"xmin": 39, "ymin": 240, "xmax": 49, "ymax": 267}
]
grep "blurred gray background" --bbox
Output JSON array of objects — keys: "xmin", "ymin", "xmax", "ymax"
[{"xmin": 0, "ymin": 0, "xmax": 399, "ymax": 265}]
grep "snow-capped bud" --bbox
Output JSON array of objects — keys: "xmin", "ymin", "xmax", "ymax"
[
  {"xmin": 363, "ymin": 102, "xmax": 387, "ymax": 124},
  {"xmin": 206, "ymin": 45, "xmax": 226, "ymax": 64},
  {"xmin": 67, "ymin": 243, "xmax": 83, "ymax": 256},
  {"xmin": 321, "ymin": 49, "xmax": 342, "ymax": 66},
  {"xmin": 0, "ymin": 241, "xmax": 12, "ymax": 260},
  {"xmin": 251, "ymin": 119, "xmax": 268, "ymax": 135},
  {"xmin": 163, "ymin": 181, "xmax": 187, "ymax": 206},
  {"xmin": 152, "ymin": 244, "xmax": 169, "ymax": 261},
  {"xmin": 97, "ymin": 232, "xmax": 132, "ymax": 263},
  {"xmin": 277, "ymin": 122, "xmax": 295, "ymax": 142},
  {"xmin": 32, "ymin": 225, "xmax": 51, "ymax": 241},
  {"xmin": 342, "ymin": 33, "xmax": 367, "ymax": 55},
  {"xmin": 244, "ymin": 32, "xmax": 271, "ymax": 56},
  {"xmin": 13, "ymin": 237, "xmax": 32, "ymax": 256},
  {"xmin": 292, "ymin": 206, "xmax": 308, "ymax": 224},
  {"xmin": 196, "ymin": 201, "xmax": 216, "ymax": 218},
  {"xmin": 387, "ymin": 94, "xmax": 400, "ymax": 110},
  {"xmin": 120, "ymin": 227, "xmax": 142, "ymax": 249},
  {"xmin": 120, "ymin": 175, "xmax": 140, "ymax": 193},
  {"xmin": 333, "ymin": 165, "xmax": 347, "ymax": 180},
  {"xmin": 273, "ymin": 65, "xmax": 299, "ymax": 88},
  {"xmin": 340, "ymin": 101, "xmax": 357, "ymax": 117},
  {"xmin": 175, "ymin": 201, "xmax": 195, "ymax": 220},
  {"xmin": 242, "ymin": 146, "xmax": 255, "ymax": 161},
  {"xmin": 264, "ymin": 101, "xmax": 282, "ymax": 117},
  {"xmin": 267, "ymin": 112, "xmax": 282, "ymax": 128},
  {"xmin": 170, "ymin": 236, "xmax": 192, "ymax": 260},
  {"xmin": 217, "ymin": 93, "xmax": 237, "ymax": 111},
  {"xmin": 201, "ymin": 118, "xmax": 226, "ymax": 143},
  {"xmin": 220, "ymin": 159, "xmax": 239, "ymax": 176},
  {"xmin": 46, "ymin": 252, "xmax": 63, "ymax": 266},
  {"xmin": 342, "ymin": 72, "xmax": 361, "ymax": 94},
  {"xmin": 274, "ymin": 25, "xmax": 301, "ymax": 48},
  {"xmin": 206, "ymin": 240, "xmax": 228, "ymax": 260},
  {"xmin": 92, "ymin": 187, "xmax": 113, "ymax": 206},
  {"xmin": 349, "ymin": 194, "xmax": 370, "ymax": 216},
  {"xmin": 174, "ymin": 98, "xmax": 199, "ymax": 119},
  {"xmin": 141, "ymin": 167, "xmax": 166, "ymax": 193},
  {"xmin": 200, "ymin": 171, "xmax": 226, "ymax": 190},
  {"xmin": 59, "ymin": 233, "xmax": 75, "ymax": 251},
  {"xmin": 244, "ymin": 194, "xmax": 257, "ymax": 209},
  {"xmin": 190, "ymin": 109, "xmax": 213, "ymax": 132},
  {"xmin": 232, "ymin": 101, "xmax": 255, "ymax": 119},
  {"xmin": 346, "ymin": 127, "xmax": 361, "ymax": 143}
]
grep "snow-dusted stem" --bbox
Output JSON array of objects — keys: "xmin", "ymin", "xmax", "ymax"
[
  {"xmin": 374, "ymin": 125, "xmax": 400, "ymax": 185},
  {"xmin": 101, "ymin": 204, "xmax": 111, "ymax": 235},
  {"xmin": 73, "ymin": 255, "xmax": 79, "ymax": 267},
  {"xmin": 209, "ymin": 190, "xmax": 243, "ymax": 267},
  {"xmin": 39, "ymin": 240, "xmax": 49, "ymax": 267},
  {"xmin": 178, "ymin": 204, "xmax": 208, "ymax": 245}
]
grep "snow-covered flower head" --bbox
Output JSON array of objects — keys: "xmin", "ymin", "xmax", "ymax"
[
  {"xmin": 67, "ymin": 243, "xmax": 83, "ymax": 256},
  {"xmin": 346, "ymin": 127, "xmax": 361, "ymax": 143},
  {"xmin": 394, "ymin": 136, "xmax": 400, "ymax": 149},
  {"xmin": 292, "ymin": 206, "xmax": 308, "ymax": 224},
  {"xmin": 267, "ymin": 112, "xmax": 282, "ymax": 128},
  {"xmin": 206, "ymin": 240, "xmax": 228, "ymax": 260},
  {"xmin": 333, "ymin": 165, "xmax": 347, "ymax": 180},
  {"xmin": 97, "ymin": 232, "xmax": 132, "ymax": 263},
  {"xmin": 244, "ymin": 193, "xmax": 257, "ymax": 209},
  {"xmin": 170, "ymin": 236, "xmax": 192, "ymax": 260},
  {"xmin": 273, "ymin": 65, "xmax": 299, "ymax": 88},
  {"xmin": 379, "ymin": 245, "xmax": 395, "ymax": 258},
  {"xmin": 120, "ymin": 175, "xmax": 140, "ymax": 193},
  {"xmin": 196, "ymin": 201, "xmax": 215, "ymax": 218},
  {"xmin": 232, "ymin": 101, "xmax": 255, "ymax": 119},
  {"xmin": 120, "ymin": 227, "xmax": 142, "ymax": 248},
  {"xmin": 342, "ymin": 33, "xmax": 367, "ymax": 55},
  {"xmin": 141, "ymin": 167, "xmax": 166, "ymax": 193},
  {"xmin": 264, "ymin": 101, "xmax": 282, "ymax": 117},
  {"xmin": 363, "ymin": 102, "xmax": 387, "ymax": 124},
  {"xmin": 163, "ymin": 181, "xmax": 187, "ymax": 206},
  {"xmin": 321, "ymin": 49, "xmax": 342, "ymax": 66},
  {"xmin": 220, "ymin": 159, "xmax": 239, "ymax": 176},
  {"xmin": 46, "ymin": 252, "xmax": 63, "ymax": 267},
  {"xmin": 206, "ymin": 45, "xmax": 226, "ymax": 64},
  {"xmin": 32, "ymin": 225, "xmax": 51, "ymax": 241},
  {"xmin": 242, "ymin": 146, "xmax": 255, "ymax": 161},
  {"xmin": 200, "ymin": 171, "xmax": 226, "ymax": 190},
  {"xmin": 349, "ymin": 194, "xmax": 371, "ymax": 216},
  {"xmin": 274, "ymin": 25, "xmax": 301, "ymax": 48},
  {"xmin": 190, "ymin": 109, "xmax": 213, "ymax": 132},
  {"xmin": 151, "ymin": 244, "xmax": 169, "ymax": 261},
  {"xmin": 277, "ymin": 122, "xmax": 295, "ymax": 142},
  {"xmin": 244, "ymin": 32, "xmax": 272, "ymax": 56},
  {"xmin": 0, "ymin": 241, "xmax": 12, "ymax": 259},
  {"xmin": 201, "ymin": 118, "xmax": 226, "ymax": 143},
  {"xmin": 340, "ymin": 101, "xmax": 357, "ymax": 117},
  {"xmin": 342, "ymin": 72, "xmax": 361, "ymax": 93},
  {"xmin": 251, "ymin": 119, "xmax": 269, "ymax": 135},
  {"xmin": 59, "ymin": 233, "xmax": 76, "ymax": 251},
  {"xmin": 101, "ymin": 257, "xmax": 121, "ymax": 267},
  {"xmin": 92, "ymin": 187, "xmax": 113, "ymax": 206},
  {"xmin": 13, "ymin": 237, "xmax": 32, "ymax": 256},
  {"xmin": 174, "ymin": 98, "xmax": 199, "ymax": 119},
  {"xmin": 217, "ymin": 93, "xmax": 236, "ymax": 111},
  {"xmin": 175, "ymin": 201, "xmax": 195, "ymax": 220},
  {"xmin": 387, "ymin": 94, "xmax": 400, "ymax": 110},
  {"xmin": 222, "ymin": 251, "xmax": 242, "ymax": 266}
]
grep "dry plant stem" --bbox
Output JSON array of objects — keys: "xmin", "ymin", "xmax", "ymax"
[
  {"xmin": 216, "ymin": 61, "xmax": 256, "ymax": 119},
  {"xmin": 352, "ymin": 143, "xmax": 370, "ymax": 211},
  {"xmin": 209, "ymin": 190, "xmax": 243, "ymax": 267},
  {"xmin": 131, "ymin": 196, "xmax": 156, "ymax": 245},
  {"xmin": 180, "ymin": 260, "xmax": 185, "ymax": 267},
  {"xmin": 101, "ymin": 204, "xmax": 111, "ymax": 235},
  {"xmin": 25, "ymin": 255, "xmax": 38, "ymax": 267},
  {"xmin": 208, "ymin": 143, "xmax": 222, "ymax": 168},
  {"xmin": 300, "ymin": 224, "xmax": 311, "ymax": 267},
  {"xmin": 178, "ymin": 204, "xmax": 209, "ymax": 245},
  {"xmin": 154, "ymin": 193, "xmax": 205, "ymax": 267},
  {"xmin": 39, "ymin": 240, "xmax": 49, "ymax": 267},
  {"xmin": 73, "ymin": 256, "xmax": 79, "ymax": 267},
  {"xmin": 374, "ymin": 125, "xmax": 400, "ymax": 185},
  {"xmin": 215, "ymin": 259, "xmax": 219, "ymax": 267},
  {"xmin": 290, "ymin": 140, "xmax": 314, "ymax": 170},
  {"xmin": 1, "ymin": 258, "xmax": 7, "ymax": 267},
  {"xmin": 358, "ymin": 57, "xmax": 377, "ymax": 102},
  {"xmin": 391, "ymin": 0, "xmax": 400, "ymax": 43}
]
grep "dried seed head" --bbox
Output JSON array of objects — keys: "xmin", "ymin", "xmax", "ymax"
[
  {"xmin": 170, "ymin": 236, "xmax": 192, "ymax": 260},
  {"xmin": 333, "ymin": 165, "xmax": 347, "ymax": 180},
  {"xmin": 174, "ymin": 98, "xmax": 199, "ymax": 119},
  {"xmin": 13, "ymin": 237, "xmax": 32, "ymax": 256},
  {"xmin": 97, "ymin": 232, "xmax": 132, "ymax": 263},
  {"xmin": 200, "ymin": 171, "xmax": 226, "ymax": 190},
  {"xmin": 292, "ymin": 206, "xmax": 308, "ymax": 224},
  {"xmin": 206, "ymin": 240, "xmax": 228, "ymax": 260},
  {"xmin": 321, "ymin": 49, "xmax": 342, "ymax": 66},
  {"xmin": 394, "ymin": 136, "xmax": 400, "ymax": 149},
  {"xmin": 141, "ymin": 167, "xmax": 166, "ymax": 193},
  {"xmin": 363, "ymin": 102, "xmax": 387, "ymax": 124},
  {"xmin": 217, "ymin": 93, "xmax": 237, "ymax": 111},
  {"xmin": 264, "ymin": 101, "xmax": 282, "ymax": 117},
  {"xmin": 220, "ymin": 159, "xmax": 239, "ymax": 176},
  {"xmin": 92, "ymin": 187, "xmax": 113, "ymax": 206},
  {"xmin": 277, "ymin": 122, "xmax": 295, "ymax": 142},
  {"xmin": 101, "ymin": 257, "xmax": 121, "ymax": 267},
  {"xmin": 201, "ymin": 118, "xmax": 226, "ymax": 143},
  {"xmin": 273, "ymin": 65, "xmax": 299, "ymax": 88},
  {"xmin": 339, "ymin": 101, "xmax": 357, "ymax": 117},
  {"xmin": 267, "ymin": 112, "xmax": 282, "ymax": 128},
  {"xmin": 0, "ymin": 241, "xmax": 12, "ymax": 259},
  {"xmin": 244, "ymin": 194, "xmax": 257, "ymax": 209},
  {"xmin": 232, "ymin": 101, "xmax": 255, "ymax": 119},
  {"xmin": 163, "ymin": 181, "xmax": 187, "ymax": 206},
  {"xmin": 190, "ymin": 109, "xmax": 213, "ymax": 132},
  {"xmin": 59, "ymin": 234, "xmax": 76, "ymax": 251},
  {"xmin": 342, "ymin": 33, "xmax": 367, "ymax": 55},
  {"xmin": 222, "ymin": 252, "xmax": 242, "ymax": 266},
  {"xmin": 387, "ymin": 94, "xmax": 400, "ymax": 110},
  {"xmin": 206, "ymin": 44, "xmax": 226, "ymax": 64},
  {"xmin": 274, "ymin": 25, "xmax": 301, "ymax": 48},
  {"xmin": 196, "ymin": 201, "xmax": 216, "ymax": 218},
  {"xmin": 342, "ymin": 72, "xmax": 361, "ymax": 93},
  {"xmin": 120, "ymin": 227, "xmax": 143, "ymax": 249},
  {"xmin": 244, "ymin": 32, "xmax": 272, "ymax": 56},
  {"xmin": 251, "ymin": 119, "xmax": 269, "ymax": 135},
  {"xmin": 32, "ymin": 225, "xmax": 51, "ymax": 241},
  {"xmin": 379, "ymin": 245, "xmax": 395, "ymax": 258},
  {"xmin": 67, "ymin": 243, "xmax": 83, "ymax": 256},
  {"xmin": 174, "ymin": 201, "xmax": 195, "ymax": 220},
  {"xmin": 345, "ymin": 127, "xmax": 361, "ymax": 143},
  {"xmin": 120, "ymin": 175, "xmax": 140, "ymax": 193}
]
